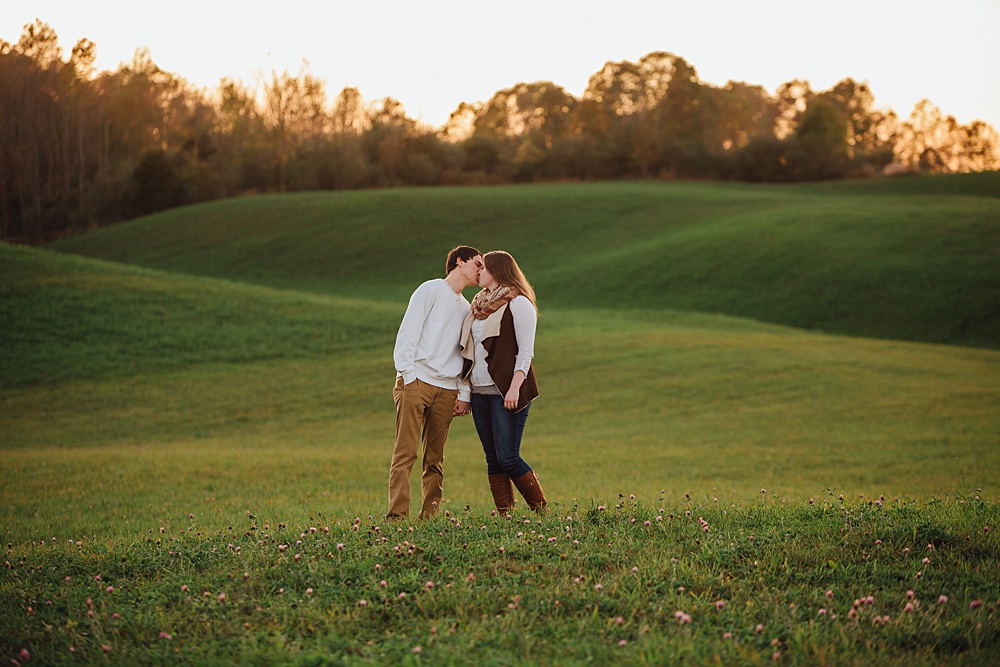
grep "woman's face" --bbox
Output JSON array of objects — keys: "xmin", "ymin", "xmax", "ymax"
[{"xmin": 479, "ymin": 264, "xmax": 498, "ymax": 290}]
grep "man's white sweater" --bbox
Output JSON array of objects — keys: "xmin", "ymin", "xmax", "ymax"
[{"xmin": 394, "ymin": 278, "xmax": 471, "ymax": 401}]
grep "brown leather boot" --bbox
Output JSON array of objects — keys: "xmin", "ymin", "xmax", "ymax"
[
  {"xmin": 488, "ymin": 474, "xmax": 516, "ymax": 515},
  {"xmin": 511, "ymin": 471, "xmax": 547, "ymax": 513}
]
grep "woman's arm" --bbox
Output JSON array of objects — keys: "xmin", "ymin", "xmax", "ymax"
[
  {"xmin": 504, "ymin": 296, "xmax": 537, "ymax": 409},
  {"xmin": 509, "ymin": 295, "xmax": 536, "ymax": 374}
]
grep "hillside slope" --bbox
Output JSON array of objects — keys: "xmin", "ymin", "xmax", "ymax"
[
  {"xmin": 4, "ymin": 242, "xmax": 999, "ymax": 499},
  {"xmin": 47, "ymin": 175, "xmax": 1000, "ymax": 348},
  {"xmin": 0, "ymin": 243, "xmax": 398, "ymax": 388}
]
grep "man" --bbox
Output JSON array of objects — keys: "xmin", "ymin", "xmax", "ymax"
[{"xmin": 387, "ymin": 245, "xmax": 482, "ymax": 519}]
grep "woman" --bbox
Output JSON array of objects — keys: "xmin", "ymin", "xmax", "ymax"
[{"xmin": 460, "ymin": 250, "xmax": 547, "ymax": 514}]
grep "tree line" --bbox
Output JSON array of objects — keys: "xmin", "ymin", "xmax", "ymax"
[{"xmin": 2, "ymin": 19, "xmax": 998, "ymax": 243}]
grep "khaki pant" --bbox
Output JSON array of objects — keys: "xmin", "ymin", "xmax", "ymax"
[{"xmin": 387, "ymin": 377, "xmax": 458, "ymax": 518}]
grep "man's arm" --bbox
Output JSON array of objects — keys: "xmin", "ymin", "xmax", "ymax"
[{"xmin": 393, "ymin": 283, "xmax": 432, "ymax": 384}]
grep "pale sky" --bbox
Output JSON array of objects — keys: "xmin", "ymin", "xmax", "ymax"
[{"xmin": 4, "ymin": 0, "xmax": 999, "ymax": 130}]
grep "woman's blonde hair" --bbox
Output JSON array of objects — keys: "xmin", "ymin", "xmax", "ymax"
[{"xmin": 484, "ymin": 250, "xmax": 536, "ymax": 310}]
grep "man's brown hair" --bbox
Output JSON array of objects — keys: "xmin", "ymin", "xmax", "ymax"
[{"xmin": 446, "ymin": 245, "xmax": 481, "ymax": 274}]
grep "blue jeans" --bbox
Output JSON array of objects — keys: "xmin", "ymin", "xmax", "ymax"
[{"xmin": 471, "ymin": 393, "xmax": 533, "ymax": 478}]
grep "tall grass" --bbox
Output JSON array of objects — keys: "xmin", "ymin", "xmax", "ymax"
[{"xmin": 2, "ymin": 493, "xmax": 997, "ymax": 665}]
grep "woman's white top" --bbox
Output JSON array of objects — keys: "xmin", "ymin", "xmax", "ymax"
[{"xmin": 470, "ymin": 294, "xmax": 536, "ymax": 391}]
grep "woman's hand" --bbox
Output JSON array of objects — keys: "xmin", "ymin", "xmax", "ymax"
[
  {"xmin": 504, "ymin": 386, "xmax": 520, "ymax": 410},
  {"xmin": 505, "ymin": 370, "xmax": 526, "ymax": 410}
]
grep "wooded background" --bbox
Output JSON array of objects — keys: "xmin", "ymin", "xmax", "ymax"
[{"xmin": 2, "ymin": 19, "xmax": 997, "ymax": 243}]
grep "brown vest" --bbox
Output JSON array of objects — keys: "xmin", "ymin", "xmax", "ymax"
[{"xmin": 463, "ymin": 305, "xmax": 539, "ymax": 412}]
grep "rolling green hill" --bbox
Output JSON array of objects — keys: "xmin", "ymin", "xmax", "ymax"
[
  {"xmin": 47, "ymin": 174, "xmax": 1000, "ymax": 349},
  {"xmin": 0, "ymin": 243, "xmax": 398, "ymax": 388},
  {"xmin": 3, "ymin": 240, "xmax": 998, "ymax": 500},
  {"xmin": 5, "ymin": 174, "xmax": 1000, "ymax": 495}
]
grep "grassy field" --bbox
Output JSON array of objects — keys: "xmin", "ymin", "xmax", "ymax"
[{"xmin": 3, "ymin": 175, "xmax": 1000, "ymax": 664}]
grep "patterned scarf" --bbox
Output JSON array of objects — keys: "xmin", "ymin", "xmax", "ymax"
[{"xmin": 470, "ymin": 285, "xmax": 519, "ymax": 320}]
